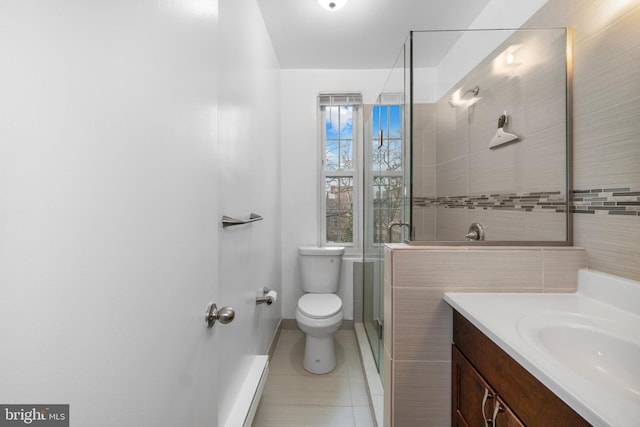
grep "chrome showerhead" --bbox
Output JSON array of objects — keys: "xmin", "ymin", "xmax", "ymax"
[{"xmin": 448, "ymin": 86, "xmax": 480, "ymax": 108}]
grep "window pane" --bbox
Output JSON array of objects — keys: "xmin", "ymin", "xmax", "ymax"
[
  {"xmin": 372, "ymin": 145, "xmax": 383, "ymax": 171},
  {"xmin": 372, "ymin": 109, "xmax": 380, "ymax": 135},
  {"xmin": 339, "ymin": 106, "xmax": 353, "ymax": 139},
  {"xmin": 325, "ymin": 176, "xmax": 353, "ymax": 243},
  {"xmin": 378, "ymin": 105, "xmax": 388, "ymax": 137},
  {"xmin": 385, "ymin": 139, "xmax": 402, "ymax": 171},
  {"xmin": 372, "ymin": 105, "xmax": 403, "ymax": 171},
  {"xmin": 326, "ymin": 106, "xmax": 339, "ymax": 139},
  {"xmin": 325, "ymin": 106, "xmax": 354, "ymax": 172},
  {"xmin": 339, "ymin": 139, "xmax": 353, "ymax": 170},
  {"xmin": 373, "ymin": 176, "xmax": 403, "ymax": 243},
  {"xmin": 325, "ymin": 140, "xmax": 339, "ymax": 171},
  {"xmin": 389, "ymin": 105, "xmax": 402, "ymax": 138},
  {"xmin": 376, "ymin": 139, "xmax": 402, "ymax": 172},
  {"xmin": 371, "ymin": 139, "xmax": 379, "ymax": 169}
]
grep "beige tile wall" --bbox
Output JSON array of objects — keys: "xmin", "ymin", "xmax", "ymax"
[
  {"xmin": 433, "ymin": 29, "xmax": 567, "ymax": 198},
  {"xmin": 523, "ymin": 0, "xmax": 640, "ymax": 281},
  {"xmin": 383, "ymin": 245, "xmax": 587, "ymax": 427},
  {"xmin": 412, "ymin": 103, "xmax": 437, "ymax": 199}
]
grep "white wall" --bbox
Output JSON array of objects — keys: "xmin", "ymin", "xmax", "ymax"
[
  {"xmin": 280, "ymin": 69, "xmax": 402, "ymax": 320},
  {"xmin": 0, "ymin": 1, "xmax": 221, "ymax": 425},
  {"xmin": 0, "ymin": 0, "xmax": 282, "ymax": 426},
  {"xmin": 217, "ymin": 0, "xmax": 282, "ymax": 425},
  {"xmin": 436, "ymin": 0, "xmax": 549, "ymax": 97}
]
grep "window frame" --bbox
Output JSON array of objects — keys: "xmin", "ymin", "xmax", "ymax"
[{"xmin": 318, "ymin": 93, "xmax": 363, "ymax": 252}]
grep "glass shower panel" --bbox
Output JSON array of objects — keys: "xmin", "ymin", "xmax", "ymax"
[
  {"xmin": 359, "ymin": 29, "xmax": 569, "ymax": 425},
  {"xmin": 363, "ymin": 100, "xmax": 382, "ymax": 375},
  {"xmin": 363, "ymin": 43, "xmax": 408, "ymax": 379},
  {"xmin": 366, "ymin": 106, "xmax": 389, "ymax": 376},
  {"xmin": 409, "ymin": 29, "xmax": 571, "ymax": 244}
]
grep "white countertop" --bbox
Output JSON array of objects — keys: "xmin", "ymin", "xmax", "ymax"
[{"xmin": 444, "ymin": 269, "xmax": 640, "ymax": 427}]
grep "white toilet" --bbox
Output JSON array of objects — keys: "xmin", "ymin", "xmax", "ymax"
[{"xmin": 295, "ymin": 246, "xmax": 345, "ymax": 374}]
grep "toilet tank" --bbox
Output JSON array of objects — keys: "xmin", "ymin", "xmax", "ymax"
[{"xmin": 298, "ymin": 246, "xmax": 345, "ymax": 293}]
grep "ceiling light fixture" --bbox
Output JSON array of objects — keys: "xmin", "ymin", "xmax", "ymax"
[{"xmin": 316, "ymin": 0, "xmax": 349, "ymax": 11}]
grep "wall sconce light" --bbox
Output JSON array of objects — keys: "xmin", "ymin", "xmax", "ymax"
[
  {"xmin": 493, "ymin": 44, "xmax": 523, "ymax": 76},
  {"xmin": 504, "ymin": 46, "xmax": 522, "ymax": 66},
  {"xmin": 317, "ymin": 0, "xmax": 349, "ymax": 11}
]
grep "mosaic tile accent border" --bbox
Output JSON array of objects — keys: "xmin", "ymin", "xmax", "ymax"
[
  {"xmin": 413, "ymin": 187, "xmax": 640, "ymax": 217},
  {"xmin": 413, "ymin": 192, "xmax": 567, "ymax": 213},
  {"xmin": 572, "ymin": 187, "xmax": 640, "ymax": 216}
]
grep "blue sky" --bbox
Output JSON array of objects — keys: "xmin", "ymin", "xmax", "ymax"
[
  {"xmin": 372, "ymin": 105, "xmax": 401, "ymax": 138},
  {"xmin": 325, "ymin": 106, "xmax": 353, "ymax": 139}
]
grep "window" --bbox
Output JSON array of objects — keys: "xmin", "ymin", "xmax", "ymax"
[
  {"xmin": 319, "ymin": 93, "xmax": 362, "ymax": 247},
  {"xmin": 371, "ymin": 102, "xmax": 404, "ymax": 243}
]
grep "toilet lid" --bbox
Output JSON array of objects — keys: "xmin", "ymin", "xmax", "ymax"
[{"xmin": 297, "ymin": 294, "xmax": 342, "ymax": 319}]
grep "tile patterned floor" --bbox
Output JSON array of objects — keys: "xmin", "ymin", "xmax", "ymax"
[{"xmin": 252, "ymin": 329, "xmax": 375, "ymax": 427}]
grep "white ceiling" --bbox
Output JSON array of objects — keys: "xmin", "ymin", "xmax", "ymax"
[{"xmin": 256, "ymin": 0, "xmax": 491, "ymax": 69}]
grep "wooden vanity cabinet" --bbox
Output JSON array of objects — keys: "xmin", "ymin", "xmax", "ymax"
[
  {"xmin": 453, "ymin": 346, "xmax": 524, "ymax": 427},
  {"xmin": 452, "ymin": 311, "xmax": 591, "ymax": 427}
]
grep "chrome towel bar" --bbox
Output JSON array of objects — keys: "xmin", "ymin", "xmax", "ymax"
[{"xmin": 222, "ymin": 213, "xmax": 263, "ymax": 227}]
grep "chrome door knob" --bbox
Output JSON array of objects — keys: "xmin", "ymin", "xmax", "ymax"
[
  {"xmin": 217, "ymin": 306, "xmax": 235, "ymax": 324},
  {"xmin": 205, "ymin": 303, "xmax": 235, "ymax": 328}
]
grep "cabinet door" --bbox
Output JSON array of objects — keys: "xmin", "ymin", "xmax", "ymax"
[
  {"xmin": 452, "ymin": 346, "xmax": 495, "ymax": 427},
  {"xmin": 493, "ymin": 396, "xmax": 525, "ymax": 427}
]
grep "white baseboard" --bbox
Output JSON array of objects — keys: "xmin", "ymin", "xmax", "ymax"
[{"xmin": 224, "ymin": 355, "xmax": 269, "ymax": 427}]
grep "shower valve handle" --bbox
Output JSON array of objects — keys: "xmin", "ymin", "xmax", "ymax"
[
  {"xmin": 465, "ymin": 222, "xmax": 485, "ymax": 241},
  {"xmin": 465, "ymin": 231, "xmax": 480, "ymax": 241}
]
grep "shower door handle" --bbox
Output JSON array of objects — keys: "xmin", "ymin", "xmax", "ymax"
[
  {"xmin": 387, "ymin": 221, "xmax": 412, "ymax": 242},
  {"xmin": 205, "ymin": 303, "xmax": 235, "ymax": 328},
  {"xmin": 376, "ymin": 318, "xmax": 383, "ymax": 340}
]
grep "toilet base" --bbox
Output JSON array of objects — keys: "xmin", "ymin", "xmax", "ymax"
[{"xmin": 303, "ymin": 334, "xmax": 336, "ymax": 374}]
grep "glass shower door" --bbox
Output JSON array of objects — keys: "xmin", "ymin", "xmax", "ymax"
[
  {"xmin": 363, "ymin": 102, "xmax": 382, "ymax": 375},
  {"xmin": 363, "ymin": 96, "xmax": 408, "ymax": 378},
  {"xmin": 363, "ymin": 42, "xmax": 409, "ymax": 380}
]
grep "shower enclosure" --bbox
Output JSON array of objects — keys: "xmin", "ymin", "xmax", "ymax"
[
  {"xmin": 409, "ymin": 28, "xmax": 571, "ymax": 244},
  {"xmin": 362, "ymin": 28, "xmax": 571, "ymax": 377}
]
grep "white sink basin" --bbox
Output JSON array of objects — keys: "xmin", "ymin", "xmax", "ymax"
[
  {"xmin": 517, "ymin": 313, "xmax": 640, "ymax": 402},
  {"xmin": 445, "ymin": 269, "xmax": 640, "ymax": 426}
]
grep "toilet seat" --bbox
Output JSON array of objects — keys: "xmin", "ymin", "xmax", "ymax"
[{"xmin": 297, "ymin": 294, "xmax": 342, "ymax": 319}]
